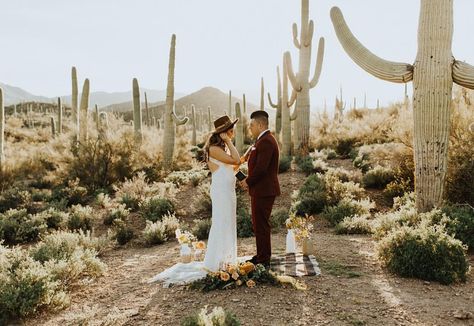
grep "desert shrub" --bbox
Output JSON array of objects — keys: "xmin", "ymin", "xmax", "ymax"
[
  {"xmin": 36, "ymin": 208, "xmax": 68, "ymax": 230},
  {"xmin": 292, "ymin": 174, "xmax": 327, "ymax": 216},
  {"xmin": 383, "ymin": 178, "xmax": 413, "ymax": 202},
  {"xmin": 335, "ymin": 214, "xmax": 373, "ymax": 235},
  {"xmin": 325, "ymin": 167, "xmax": 358, "ymax": 183},
  {"xmin": 103, "ymin": 204, "xmax": 130, "ymax": 226},
  {"xmin": 279, "ymin": 156, "xmax": 292, "ymax": 173},
  {"xmin": 165, "ymin": 167, "xmax": 208, "ymax": 187},
  {"xmin": 441, "ymin": 204, "xmax": 474, "ymax": 250},
  {"xmin": 271, "ymin": 208, "xmax": 289, "ymax": 229},
  {"xmin": 377, "ymin": 223, "xmax": 468, "ymax": 284},
  {"xmin": 192, "ymin": 182, "xmax": 212, "ymax": 214},
  {"xmin": 119, "ymin": 193, "xmax": 141, "ymax": 212},
  {"xmin": 446, "ymin": 145, "xmax": 474, "ymax": 206},
  {"xmin": 237, "ymin": 206, "xmax": 253, "ymax": 238},
  {"xmin": 323, "ymin": 173, "xmax": 365, "ymax": 206},
  {"xmin": 335, "ymin": 137, "xmax": 357, "ymax": 158},
  {"xmin": 139, "ymin": 197, "xmax": 175, "ymax": 222},
  {"xmin": 181, "ymin": 306, "xmax": 241, "ymax": 326},
  {"xmin": 362, "ymin": 165, "xmax": 395, "ymax": 189},
  {"xmin": 0, "ymin": 209, "xmax": 47, "ymax": 244},
  {"xmin": 321, "ymin": 198, "xmax": 374, "ymax": 226},
  {"xmin": 325, "ymin": 149, "xmax": 337, "ymax": 160},
  {"xmin": 113, "ymin": 220, "xmax": 134, "ymax": 245},
  {"xmin": 352, "ymin": 152, "xmax": 372, "ymax": 173},
  {"xmin": 0, "ymin": 187, "xmax": 33, "ymax": 213},
  {"xmin": 142, "ymin": 213, "xmax": 180, "ymax": 246},
  {"xmin": 192, "ymin": 218, "xmax": 212, "ymax": 240},
  {"xmin": 67, "ymin": 205, "xmax": 94, "ymax": 232},
  {"xmin": 51, "ymin": 179, "xmax": 89, "ymax": 207},
  {"xmin": 295, "ymin": 155, "xmax": 314, "ymax": 175},
  {"xmin": 31, "ymin": 189, "xmax": 52, "ymax": 203},
  {"xmin": 312, "ymin": 158, "xmax": 329, "ymax": 174}
]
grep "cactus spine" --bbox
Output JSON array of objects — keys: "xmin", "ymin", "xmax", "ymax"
[
  {"xmin": 57, "ymin": 97, "xmax": 62, "ymax": 134},
  {"xmin": 285, "ymin": 0, "xmax": 325, "ymax": 153},
  {"xmin": 0, "ymin": 88, "xmax": 4, "ymax": 169},
  {"xmin": 191, "ymin": 104, "xmax": 197, "ymax": 146},
  {"xmin": 330, "ymin": 1, "xmax": 474, "ymax": 212},
  {"xmin": 163, "ymin": 34, "xmax": 189, "ymax": 168},
  {"xmin": 79, "ymin": 79, "xmax": 90, "ymax": 142},
  {"xmin": 132, "ymin": 78, "xmax": 142, "ymax": 144},
  {"xmin": 235, "ymin": 102, "xmax": 244, "ymax": 153}
]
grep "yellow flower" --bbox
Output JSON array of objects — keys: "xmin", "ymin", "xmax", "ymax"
[
  {"xmin": 231, "ymin": 272, "xmax": 239, "ymax": 280},
  {"xmin": 178, "ymin": 234, "xmax": 187, "ymax": 243},
  {"xmin": 227, "ymin": 265, "xmax": 237, "ymax": 274},
  {"xmin": 242, "ymin": 262, "xmax": 255, "ymax": 274},
  {"xmin": 246, "ymin": 280, "xmax": 256, "ymax": 288},
  {"xmin": 236, "ymin": 280, "xmax": 243, "ymax": 286},
  {"xmin": 220, "ymin": 271, "xmax": 230, "ymax": 282}
]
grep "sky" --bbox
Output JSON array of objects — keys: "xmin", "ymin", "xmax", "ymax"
[{"xmin": 1, "ymin": 0, "xmax": 474, "ymax": 108}]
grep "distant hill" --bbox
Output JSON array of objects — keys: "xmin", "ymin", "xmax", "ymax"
[{"xmin": 0, "ymin": 82, "xmax": 51, "ymax": 106}]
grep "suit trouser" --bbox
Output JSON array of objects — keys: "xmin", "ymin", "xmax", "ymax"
[{"xmin": 250, "ymin": 195, "xmax": 276, "ymax": 263}]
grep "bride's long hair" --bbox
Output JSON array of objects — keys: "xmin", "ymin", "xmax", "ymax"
[{"xmin": 203, "ymin": 133, "xmax": 225, "ymax": 162}]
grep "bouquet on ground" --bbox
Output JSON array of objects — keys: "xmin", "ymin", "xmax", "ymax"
[
  {"xmin": 285, "ymin": 212, "xmax": 314, "ymax": 245},
  {"xmin": 192, "ymin": 240, "xmax": 206, "ymax": 261},
  {"xmin": 190, "ymin": 261, "xmax": 278, "ymax": 291}
]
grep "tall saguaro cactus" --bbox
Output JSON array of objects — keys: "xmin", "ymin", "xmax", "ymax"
[
  {"xmin": 281, "ymin": 57, "xmax": 298, "ymax": 156},
  {"xmin": 235, "ymin": 102, "xmax": 244, "ymax": 153},
  {"xmin": 163, "ymin": 34, "xmax": 189, "ymax": 168},
  {"xmin": 268, "ymin": 66, "xmax": 283, "ymax": 139},
  {"xmin": 144, "ymin": 92, "xmax": 150, "ymax": 127},
  {"xmin": 0, "ymin": 88, "xmax": 4, "ymax": 169},
  {"xmin": 57, "ymin": 97, "xmax": 63, "ymax": 134},
  {"xmin": 330, "ymin": 1, "xmax": 474, "ymax": 212},
  {"xmin": 133, "ymin": 78, "xmax": 143, "ymax": 144},
  {"xmin": 228, "ymin": 90, "xmax": 233, "ymax": 118},
  {"xmin": 285, "ymin": 0, "xmax": 325, "ymax": 153},
  {"xmin": 191, "ymin": 104, "xmax": 197, "ymax": 146},
  {"xmin": 260, "ymin": 78, "xmax": 265, "ymax": 111},
  {"xmin": 72, "ymin": 67, "xmax": 78, "ymax": 127},
  {"xmin": 79, "ymin": 79, "xmax": 90, "ymax": 142}
]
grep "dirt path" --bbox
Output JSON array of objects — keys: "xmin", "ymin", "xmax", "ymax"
[{"xmin": 27, "ymin": 165, "xmax": 474, "ymax": 326}]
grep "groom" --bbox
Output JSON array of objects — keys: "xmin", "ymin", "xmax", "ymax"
[{"xmin": 241, "ymin": 110, "xmax": 280, "ymax": 269}]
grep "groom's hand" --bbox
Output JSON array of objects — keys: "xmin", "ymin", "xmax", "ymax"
[{"xmin": 239, "ymin": 178, "xmax": 249, "ymax": 191}]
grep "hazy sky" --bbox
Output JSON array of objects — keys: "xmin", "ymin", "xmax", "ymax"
[{"xmin": 2, "ymin": 0, "xmax": 474, "ymax": 108}]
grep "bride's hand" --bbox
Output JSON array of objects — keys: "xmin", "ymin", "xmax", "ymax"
[{"xmin": 219, "ymin": 132, "xmax": 231, "ymax": 142}]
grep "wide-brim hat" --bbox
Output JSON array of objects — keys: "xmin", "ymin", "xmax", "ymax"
[{"xmin": 212, "ymin": 115, "xmax": 239, "ymax": 134}]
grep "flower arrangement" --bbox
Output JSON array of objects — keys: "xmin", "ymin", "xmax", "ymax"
[
  {"xmin": 190, "ymin": 261, "xmax": 278, "ymax": 291},
  {"xmin": 285, "ymin": 212, "xmax": 315, "ymax": 244},
  {"xmin": 175, "ymin": 228, "xmax": 197, "ymax": 245}
]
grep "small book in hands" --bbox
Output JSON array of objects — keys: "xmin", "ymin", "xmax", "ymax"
[{"xmin": 235, "ymin": 170, "xmax": 247, "ymax": 181}]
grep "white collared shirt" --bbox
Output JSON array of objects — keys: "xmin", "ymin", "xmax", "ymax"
[{"xmin": 257, "ymin": 129, "xmax": 270, "ymax": 141}]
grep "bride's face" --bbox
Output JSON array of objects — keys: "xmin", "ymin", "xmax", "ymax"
[{"xmin": 226, "ymin": 128, "xmax": 235, "ymax": 139}]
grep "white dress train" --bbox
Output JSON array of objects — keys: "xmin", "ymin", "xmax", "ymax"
[{"xmin": 148, "ymin": 156, "xmax": 238, "ymax": 287}]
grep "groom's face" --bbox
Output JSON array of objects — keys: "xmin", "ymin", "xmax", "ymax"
[{"xmin": 249, "ymin": 119, "xmax": 261, "ymax": 139}]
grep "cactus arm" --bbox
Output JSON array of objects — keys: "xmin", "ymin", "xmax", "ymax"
[
  {"xmin": 284, "ymin": 52, "xmax": 302, "ymax": 91},
  {"xmin": 290, "ymin": 105, "xmax": 298, "ymax": 121},
  {"xmin": 172, "ymin": 103, "xmax": 188, "ymax": 125},
  {"xmin": 288, "ymin": 89, "xmax": 297, "ymax": 108},
  {"xmin": 267, "ymin": 92, "xmax": 279, "ymax": 109},
  {"xmin": 330, "ymin": 7, "xmax": 413, "ymax": 83},
  {"xmin": 292, "ymin": 23, "xmax": 301, "ymax": 49},
  {"xmin": 309, "ymin": 37, "xmax": 325, "ymax": 88},
  {"xmin": 304, "ymin": 20, "xmax": 314, "ymax": 47},
  {"xmin": 453, "ymin": 60, "xmax": 474, "ymax": 90}
]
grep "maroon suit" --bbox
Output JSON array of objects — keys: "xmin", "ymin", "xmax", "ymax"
[{"xmin": 246, "ymin": 130, "xmax": 280, "ymax": 263}]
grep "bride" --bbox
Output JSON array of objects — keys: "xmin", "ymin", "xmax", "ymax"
[{"xmin": 148, "ymin": 115, "xmax": 243, "ymax": 287}]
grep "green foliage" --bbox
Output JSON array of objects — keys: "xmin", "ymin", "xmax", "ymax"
[
  {"xmin": 113, "ymin": 220, "xmax": 134, "ymax": 245},
  {"xmin": 67, "ymin": 205, "xmax": 93, "ymax": 232},
  {"xmin": 181, "ymin": 307, "xmax": 241, "ymax": 326},
  {"xmin": 103, "ymin": 205, "xmax": 130, "ymax": 226},
  {"xmin": 237, "ymin": 206, "xmax": 253, "ymax": 238},
  {"xmin": 335, "ymin": 138, "xmax": 357, "ymax": 158},
  {"xmin": 0, "ymin": 209, "xmax": 47, "ymax": 244},
  {"xmin": 362, "ymin": 166, "xmax": 395, "ymax": 189},
  {"xmin": 335, "ymin": 215, "xmax": 373, "ymax": 235},
  {"xmin": 192, "ymin": 218, "xmax": 212, "ymax": 240},
  {"xmin": 270, "ymin": 208, "xmax": 289, "ymax": 229},
  {"xmin": 441, "ymin": 204, "xmax": 474, "ymax": 250},
  {"xmin": 293, "ymin": 174, "xmax": 327, "ymax": 216},
  {"xmin": 0, "ymin": 187, "xmax": 33, "ymax": 213},
  {"xmin": 295, "ymin": 155, "xmax": 314, "ymax": 176},
  {"xmin": 377, "ymin": 224, "xmax": 468, "ymax": 284},
  {"xmin": 140, "ymin": 197, "xmax": 174, "ymax": 222},
  {"xmin": 278, "ymin": 156, "xmax": 292, "ymax": 173},
  {"xmin": 321, "ymin": 200, "xmax": 364, "ymax": 226}
]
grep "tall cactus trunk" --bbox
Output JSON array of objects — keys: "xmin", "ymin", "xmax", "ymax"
[
  {"xmin": 191, "ymin": 105, "xmax": 197, "ymax": 146},
  {"xmin": 57, "ymin": 97, "xmax": 62, "ymax": 134},
  {"xmin": 133, "ymin": 78, "xmax": 143, "ymax": 144},
  {"xmin": 163, "ymin": 34, "xmax": 188, "ymax": 168},
  {"xmin": 268, "ymin": 66, "xmax": 283, "ymax": 142},
  {"xmin": 235, "ymin": 102, "xmax": 244, "ymax": 153},
  {"xmin": 50, "ymin": 116, "xmax": 56, "ymax": 138},
  {"xmin": 413, "ymin": 0, "xmax": 453, "ymax": 211},
  {"xmin": 281, "ymin": 57, "xmax": 297, "ymax": 157},
  {"xmin": 228, "ymin": 90, "xmax": 232, "ymax": 118},
  {"xmin": 71, "ymin": 67, "xmax": 79, "ymax": 141},
  {"xmin": 144, "ymin": 92, "xmax": 150, "ymax": 127},
  {"xmin": 79, "ymin": 79, "xmax": 90, "ymax": 142},
  {"xmin": 260, "ymin": 78, "xmax": 265, "ymax": 111},
  {"xmin": 0, "ymin": 88, "xmax": 4, "ymax": 170},
  {"xmin": 94, "ymin": 104, "xmax": 100, "ymax": 131}
]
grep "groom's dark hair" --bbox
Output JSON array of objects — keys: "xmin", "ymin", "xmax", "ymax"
[{"xmin": 250, "ymin": 110, "xmax": 269, "ymax": 127}]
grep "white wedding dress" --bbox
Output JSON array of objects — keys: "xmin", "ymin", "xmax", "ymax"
[{"xmin": 148, "ymin": 156, "xmax": 238, "ymax": 287}]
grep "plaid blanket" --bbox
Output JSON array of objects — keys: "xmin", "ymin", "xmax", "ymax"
[{"xmin": 269, "ymin": 253, "xmax": 321, "ymax": 277}]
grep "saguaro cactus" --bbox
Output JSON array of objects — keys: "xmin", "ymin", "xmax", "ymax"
[
  {"xmin": 79, "ymin": 79, "xmax": 90, "ymax": 142},
  {"xmin": 268, "ymin": 66, "xmax": 283, "ymax": 140},
  {"xmin": 191, "ymin": 104, "xmax": 197, "ymax": 146},
  {"xmin": 94, "ymin": 104, "xmax": 100, "ymax": 131},
  {"xmin": 132, "ymin": 78, "xmax": 143, "ymax": 144},
  {"xmin": 144, "ymin": 92, "xmax": 150, "ymax": 126},
  {"xmin": 71, "ymin": 67, "xmax": 79, "ymax": 136},
  {"xmin": 57, "ymin": 97, "xmax": 63, "ymax": 134},
  {"xmin": 163, "ymin": 34, "xmax": 189, "ymax": 168},
  {"xmin": 330, "ymin": 1, "xmax": 474, "ymax": 212},
  {"xmin": 235, "ymin": 102, "xmax": 244, "ymax": 153},
  {"xmin": 281, "ymin": 57, "xmax": 298, "ymax": 156},
  {"xmin": 50, "ymin": 116, "xmax": 56, "ymax": 137},
  {"xmin": 0, "ymin": 88, "xmax": 4, "ymax": 169},
  {"xmin": 260, "ymin": 78, "xmax": 265, "ymax": 111},
  {"xmin": 285, "ymin": 0, "xmax": 325, "ymax": 153},
  {"xmin": 228, "ymin": 90, "xmax": 233, "ymax": 118}
]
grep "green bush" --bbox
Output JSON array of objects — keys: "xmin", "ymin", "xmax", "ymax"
[
  {"xmin": 0, "ymin": 209, "xmax": 47, "ymax": 244},
  {"xmin": 279, "ymin": 156, "xmax": 292, "ymax": 173},
  {"xmin": 37, "ymin": 208, "xmax": 68, "ymax": 230},
  {"xmin": 51, "ymin": 179, "xmax": 90, "ymax": 207},
  {"xmin": 192, "ymin": 218, "xmax": 212, "ymax": 240},
  {"xmin": 140, "ymin": 197, "xmax": 174, "ymax": 222},
  {"xmin": 113, "ymin": 220, "xmax": 134, "ymax": 245},
  {"xmin": 295, "ymin": 156, "xmax": 314, "ymax": 176},
  {"xmin": 120, "ymin": 193, "xmax": 141, "ymax": 212},
  {"xmin": 335, "ymin": 138, "xmax": 357, "ymax": 158},
  {"xmin": 0, "ymin": 187, "xmax": 33, "ymax": 213},
  {"xmin": 67, "ymin": 205, "xmax": 93, "ymax": 232},
  {"xmin": 446, "ymin": 148, "xmax": 474, "ymax": 206},
  {"xmin": 362, "ymin": 166, "xmax": 395, "ymax": 189},
  {"xmin": 321, "ymin": 199, "xmax": 363, "ymax": 226},
  {"xmin": 335, "ymin": 215, "xmax": 373, "ymax": 235},
  {"xmin": 271, "ymin": 208, "xmax": 289, "ymax": 229},
  {"xmin": 353, "ymin": 152, "xmax": 371, "ymax": 173},
  {"xmin": 377, "ymin": 224, "xmax": 469, "ymax": 284},
  {"xmin": 441, "ymin": 204, "xmax": 474, "ymax": 250},
  {"xmin": 192, "ymin": 182, "xmax": 212, "ymax": 214},
  {"xmin": 103, "ymin": 205, "xmax": 130, "ymax": 226},
  {"xmin": 237, "ymin": 207, "xmax": 253, "ymax": 238},
  {"xmin": 293, "ymin": 174, "xmax": 327, "ymax": 216}
]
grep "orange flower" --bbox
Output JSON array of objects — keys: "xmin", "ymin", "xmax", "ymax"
[
  {"xmin": 231, "ymin": 272, "xmax": 239, "ymax": 280},
  {"xmin": 242, "ymin": 262, "xmax": 255, "ymax": 274},
  {"xmin": 220, "ymin": 271, "xmax": 230, "ymax": 282},
  {"xmin": 194, "ymin": 241, "xmax": 206, "ymax": 250},
  {"xmin": 246, "ymin": 280, "xmax": 256, "ymax": 288},
  {"xmin": 227, "ymin": 265, "xmax": 237, "ymax": 274}
]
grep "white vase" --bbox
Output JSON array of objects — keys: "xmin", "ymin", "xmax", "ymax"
[
  {"xmin": 286, "ymin": 229, "xmax": 297, "ymax": 254},
  {"xmin": 180, "ymin": 243, "xmax": 192, "ymax": 262},
  {"xmin": 193, "ymin": 249, "xmax": 204, "ymax": 261}
]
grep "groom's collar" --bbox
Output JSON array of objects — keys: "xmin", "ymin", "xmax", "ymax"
[{"xmin": 257, "ymin": 129, "xmax": 270, "ymax": 141}]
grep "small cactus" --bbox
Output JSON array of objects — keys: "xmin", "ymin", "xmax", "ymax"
[
  {"xmin": 57, "ymin": 97, "xmax": 62, "ymax": 134},
  {"xmin": 268, "ymin": 66, "xmax": 283, "ymax": 139},
  {"xmin": 132, "ymin": 78, "xmax": 143, "ymax": 144},
  {"xmin": 72, "ymin": 67, "xmax": 79, "ymax": 137},
  {"xmin": 50, "ymin": 116, "xmax": 56, "ymax": 137},
  {"xmin": 144, "ymin": 92, "xmax": 150, "ymax": 126},
  {"xmin": 94, "ymin": 104, "xmax": 100, "ymax": 131},
  {"xmin": 79, "ymin": 79, "xmax": 90, "ymax": 142}
]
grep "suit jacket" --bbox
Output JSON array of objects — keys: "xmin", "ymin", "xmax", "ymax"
[{"xmin": 246, "ymin": 130, "xmax": 281, "ymax": 197}]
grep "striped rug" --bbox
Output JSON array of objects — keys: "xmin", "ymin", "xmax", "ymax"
[{"xmin": 269, "ymin": 253, "xmax": 321, "ymax": 277}]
